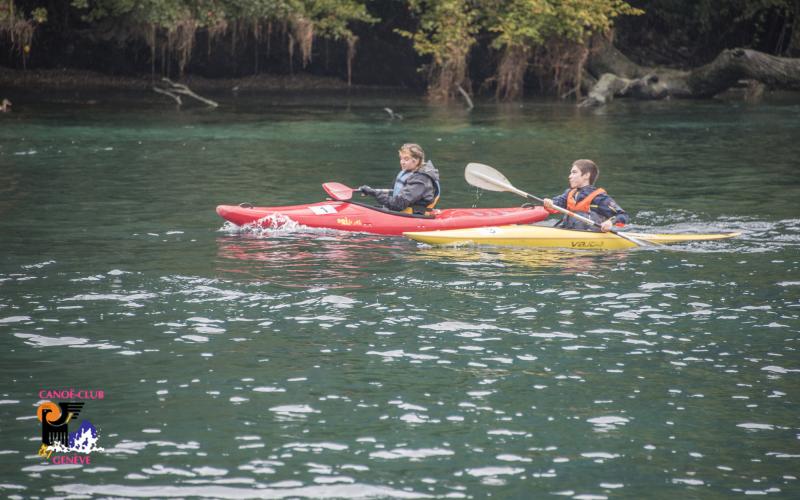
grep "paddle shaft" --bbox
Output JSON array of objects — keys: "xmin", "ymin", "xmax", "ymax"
[{"xmin": 469, "ymin": 170, "xmax": 645, "ymax": 246}]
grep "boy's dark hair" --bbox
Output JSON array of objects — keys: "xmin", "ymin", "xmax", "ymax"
[{"xmin": 573, "ymin": 159, "xmax": 599, "ymax": 185}]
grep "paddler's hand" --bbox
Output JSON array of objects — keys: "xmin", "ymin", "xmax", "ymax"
[
  {"xmin": 358, "ymin": 185, "xmax": 376, "ymax": 196},
  {"xmin": 600, "ymin": 219, "xmax": 613, "ymax": 232},
  {"xmin": 543, "ymin": 198, "xmax": 554, "ymax": 210}
]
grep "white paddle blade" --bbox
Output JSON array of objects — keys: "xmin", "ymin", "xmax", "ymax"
[
  {"xmin": 465, "ymin": 162, "xmax": 532, "ymax": 200},
  {"xmin": 464, "ymin": 163, "xmax": 512, "ymax": 192}
]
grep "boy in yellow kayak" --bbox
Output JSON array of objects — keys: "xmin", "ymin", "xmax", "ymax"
[
  {"xmin": 358, "ymin": 143, "xmax": 441, "ymax": 215},
  {"xmin": 543, "ymin": 159, "xmax": 628, "ymax": 232}
]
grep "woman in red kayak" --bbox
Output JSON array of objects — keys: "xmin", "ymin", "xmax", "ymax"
[
  {"xmin": 358, "ymin": 143, "xmax": 441, "ymax": 215},
  {"xmin": 542, "ymin": 159, "xmax": 629, "ymax": 232}
]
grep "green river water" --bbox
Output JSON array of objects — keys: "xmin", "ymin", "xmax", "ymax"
[{"xmin": 1, "ymin": 90, "xmax": 799, "ymax": 499}]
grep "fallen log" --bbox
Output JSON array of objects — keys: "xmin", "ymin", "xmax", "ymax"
[
  {"xmin": 581, "ymin": 42, "xmax": 800, "ymax": 106},
  {"xmin": 153, "ymin": 86, "xmax": 181, "ymax": 105},
  {"xmin": 687, "ymin": 48, "xmax": 800, "ymax": 97},
  {"xmin": 153, "ymin": 78, "xmax": 219, "ymax": 108}
]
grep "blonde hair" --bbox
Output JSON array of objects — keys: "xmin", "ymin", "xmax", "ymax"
[{"xmin": 399, "ymin": 143, "xmax": 425, "ymax": 167}]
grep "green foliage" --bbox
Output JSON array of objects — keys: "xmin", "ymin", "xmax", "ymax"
[
  {"xmin": 396, "ymin": 0, "xmax": 643, "ymax": 99},
  {"xmin": 1, "ymin": 1, "xmax": 48, "ymax": 66},
  {"xmin": 397, "ymin": 0, "xmax": 479, "ymax": 66},
  {"xmin": 484, "ymin": 0, "xmax": 553, "ymax": 49},
  {"xmin": 303, "ymin": 0, "xmax": 377, "ymax": 40},
  {"xmin": 31, "ymin": 6, "xmax": 46, "ymax": 23},
  {"xmin": 70, "ymin": 0, "xmax": 374, "ymax": 36},
  {"xmin": 485, "ymin": 0, "xmax": 643, "ymax": 52},
  {"xmin": 395, "ymin": 0, "xmax": 481, "ymax": 100},
  {"xmin": 64, "ymin": 0, "xmax": 375, "ymax": 76}
]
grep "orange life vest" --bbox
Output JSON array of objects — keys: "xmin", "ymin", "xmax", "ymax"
[{"xmin": 566, "ymin": 188, "xmax": 606, "ymax": 213}]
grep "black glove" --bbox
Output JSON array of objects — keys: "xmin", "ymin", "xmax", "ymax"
[{"xmin": 358, "ymin": 185, "xmax": 376, "ymax": 196}]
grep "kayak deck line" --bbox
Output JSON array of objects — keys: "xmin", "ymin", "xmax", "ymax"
[{"xmin": 403, "ymin": 225, "xmax": 741, "ymax": 250}]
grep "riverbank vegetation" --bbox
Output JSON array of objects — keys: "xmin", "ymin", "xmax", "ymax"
[{"xmin": 1, "ymin": 1, "xmax": 798, "ymax": 105}]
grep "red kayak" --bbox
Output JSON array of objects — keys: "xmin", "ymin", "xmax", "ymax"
[{"xmin": 216, "ymin": 201, "xmax": 548, "ymax": 236}]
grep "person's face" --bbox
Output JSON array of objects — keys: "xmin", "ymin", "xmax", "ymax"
[
  {"xmin": 568, "ymin": 165, "xmax": 591, "ymax": 189},
  {"xmin": 399, "ymin": 151, "xmax": 421, "ymax": 171}
]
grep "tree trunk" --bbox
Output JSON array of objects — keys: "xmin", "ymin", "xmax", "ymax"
[
  {"xmin": 495, "ymin": 45, "xmax": 529, "ymax": 101},
  {"xmin": 581, "ymin": 41, "xmax": 800, "ymax": 106}
]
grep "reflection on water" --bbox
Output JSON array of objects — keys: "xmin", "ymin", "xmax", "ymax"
[
  {"xmin": 411, "ymin": 245, "xmax": 629, "ymax": 276},
  {"xmin": 215, "ymin": 230, "xmax": 403, "ymax": 286}
]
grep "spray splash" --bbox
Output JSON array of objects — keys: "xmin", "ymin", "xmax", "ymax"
[{"xmin": 47, "ymin": 420, "xmax": 104, "ymax": 454}]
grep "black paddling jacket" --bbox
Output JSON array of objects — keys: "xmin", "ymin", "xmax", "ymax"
[{"xmin": 373, "ymin": 161, "xmax": 441, "ymax": 214}]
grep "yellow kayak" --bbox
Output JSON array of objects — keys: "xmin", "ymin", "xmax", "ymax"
[{"xmin": 404, "ymin": 225, "xmax": 741, "ymax": 250}]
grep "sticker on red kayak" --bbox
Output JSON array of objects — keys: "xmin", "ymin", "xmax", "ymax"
[
  {"xmin": 336, "ymin": 217, "xmax": 362, "ymax": 226},
  {"xmin": 309, "ymin": 205, "xmax": 338, "ymax": 215}
]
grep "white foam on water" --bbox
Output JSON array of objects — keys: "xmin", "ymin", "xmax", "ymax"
[
  {"xmin": 399, "ymin": 413, "xmax": 429, "ymax": 424},
  {"xmin": 465, "ymin": 467, "xmax": 525, "ymax": 477},
  {"xmin": 195, "ymin": 326, "xmax": 226, "ymax": 334},
  {"xmin": 393, "ymin": 402, "xmax": 427, "ymax": 411},
  {"xmin": 14, "ymin": 333, "xmax": 89, "ymax": 347},
  {"xmin": 370, "ymin": 448, "xmax": 454, "ymax": 460},
  {"xmin": 487, "ymin": 429, "xmax": 526, "ymax": 436},
  {"xmin": 736, "ymin": 423, "xmax": 774, "ymax": 431},
  {"xmin": 21, "ymin": 260, "xmax": 56, "ymax": 269},
  {"xmin": 527, "ymin": 331, "xmax": 578, "ymax": 339},
  {"xmin": 320, "ymin": 295, "xmax": 357, "ymax": 307},
  {"xmin": 496, "ymin": 454, "xmax": 532, "ymax": 462},
  {"xmin": 581, "ymin": 452, "xmax": 621, "ymax": 459},
  {"xmin": 672, "ymin": 478, "xmax": 704, "ymax": 486},
  {"xmin": 313, "ymin": 476, "xmax": 355, "ymax": 484},
  {"xmin": 83, "ymin": 467, "xmax": 117, "ymax": 473},
  {"xmin": 587, "ymin": 416, "xmax": 630, "ymax": 432},
  {"xmin": 762, "ymin": 365, "xmax": 800, "ymax": 374},
  {"xmin": 181, "ymin": 335, "xmax": 209, "ymax": 343},
  {"xmin": 269, "ymin": 405, "xmax": 318, "ymax": 417},
  {"xmin": 283, "ymin": 442, "xmax": 348, "ymax": 451},
  {"xmin": 53, "ymin": 483, "xmax": 432, "ymax": 498},
  {"xmin": 193, "ymin": 466, "xmax": 229, "ymax": 476},
  {"xmin": 420, "ymin": 321, "xmax": 502, "ymax": 332},
  {"xmin": 142, "ymin": 465, "xmax": 197, "ymax": 477},
  {"xmin": 0, "ymin": 316, "xmax": 31, "ymax": 323},
  {"xmin": 617, "ymin": 293, "xmax": 651, "ymax": 300},
  {"xmin": 365, "ymin": 350, "xmax": 439, "ymax": 361}
]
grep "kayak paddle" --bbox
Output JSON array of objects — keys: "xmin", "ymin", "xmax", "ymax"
[
  {"xmin": 322, "ymin": 182, "xmax": 358, "ymax": 201},
  {"xmin": 464, "ymin": 163, "xmax": 657, "ymax": 248}
]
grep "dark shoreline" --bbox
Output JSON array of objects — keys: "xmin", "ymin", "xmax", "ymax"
[
  {"xmin": 2, "ymin": 67, "xmax": 798, "ymax": 108},
  {"xmin": 0, "ymin": 67, "xmax": 383, "ymax": 92}
]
